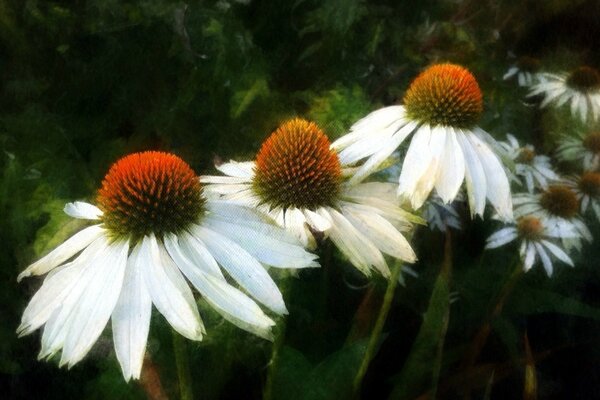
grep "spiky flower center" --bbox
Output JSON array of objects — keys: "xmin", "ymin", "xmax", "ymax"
[
  {"xmin": 516, "ymin": 56, "xmax": 541, "ymax": 73},
  {"xmin": 579, "ymin": 172, "xmax": 600, "ymax": 198},
  {"xmin": 517, "ymin": 216, "xmax": 544, "ymax": 240},
  {"xmin": 516, "ymin": 148, "xmax": 535, "ymax": 164},
  {"xmin": 97, "ymin": 151, "xmax": 205, "ymax": 240},
  {"xmin": 566, "ymin": 66, "xmax": 600, "ymax": 93},
  {"xmin": 253, "ymin": 118, "xmax": 342, "ymax": 210},
  {"xmin": 583, "ymin": 132, "xmax": 600, "ymax": 154},
  {"xmin": 539, "ymin": 185, "xmax": 579, "ymax": 219},
  {"xmin": 403, "ymin": 63, "xmax": 483, "ymax": 128}
]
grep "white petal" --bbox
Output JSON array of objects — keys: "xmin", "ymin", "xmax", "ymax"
[
  {"xmin": 164, "ymin": 234, "xmax": 275, "ymax": 340},
  {"xmin": 63, "ymin": 202, "xmax": 103, "ymax": 220},
  {"xmin": 534, "ymin": 242, "xmax": 553, "ymax": 276},
  {"xmin": 18, "ymin": 262, "xmax": 85, "ymax": 337},
  {"xmin": 111, "ymin": 244, "xmax": 152, "ymax": 381},
  {"xmin": 485, "ymin": 227, "xmax": 518, "ymax": 249},
  {"xmin": 302, "ymin": 209, "xmax": 332, "ymax": 232},
  {"xmin": 468, "ymin": 132, "xmax": 512, "ymax": 220},
  {"xmin": 215, "ymin": 161, "xmax": 256, "ymax": 178},
  {"xmin": 194, "ymin": 226, "xmax": 287, "ymax": 314},
  {"xmin": 178, "ymin": 232, "xmax": 224, "ymax": 279},
  {"xmin": 347, "ymin": 120, "xmax": 418, "ymax": 184},
  {"xmin": 18, "ymin": 225, "xmax": 105, "ymax": 281},
  {"xmin": 524, "ymin": 242, "xmax": 536, "ymax": 271},
  {"xmin": 341, "ymin": 207, "xmax": 416, "ymax": 263},
  {"xmin": 332, "ymin": 106, "xmax": 405, "ymax": 150},
  {"xmin": 435, "ymin": 128, "xmax": 465, "ymax": 203},
  {"xmin": 320, "ymin": 208, "xmax": 388, "ymax": 277},
  {"xmin": 540, "ymin": 240, "xmax": 574, "ymax": 267},
  {"xmin": 398, "ymin": 125, "xmax": 445, "ymax": 209},
  {"xmin": 142, "ymin": 235, "xmax": 204, "ymax": 340},
  {"xmin": 60, "ymin": 239, "xmax": 129, "ymax": 367},
  {"xmin": 203, "ymin": 216, "xmax": 318, "ymax": 269}
]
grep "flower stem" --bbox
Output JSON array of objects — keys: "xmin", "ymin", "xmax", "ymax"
[
  {"xmin": 172, "ymin": 330, "xmax": 194, "ymax": 400},
  {"xmin": 461, "ymin": 259, "xmax": 523, "ymax": 399},
  {"xmin": 352, "ymin": 260, "xmax": 404, "ymax": 396}
]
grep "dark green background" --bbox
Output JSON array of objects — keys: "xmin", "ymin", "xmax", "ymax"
[{"xmin": 1, "ymin": 1, "xmax": 600, "ymax": 399}]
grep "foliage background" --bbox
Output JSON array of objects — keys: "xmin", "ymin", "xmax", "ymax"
[{"xmin": 1, "ymin": 0, "xmax": 600, "ymax": 399}]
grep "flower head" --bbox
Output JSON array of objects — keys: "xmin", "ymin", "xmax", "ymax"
[
  {"xmin": 253, "ymin": 118, "xmax": 341, "ymax": 210},
  {"xmin": 565, "ymin": 172, "xmax": 600, "ymax": 221},
  {"xmin": 331, "ymin": 63, "xmax": 512, "ymax": 220},
  {"xmin": 404, "ymin": 64, "xmax": 483, "ymax": 128},
  {"xmin": 557, "ymin": 131, "xmax": 600, "ymax": 171},
  {"xmin": 18, "ymin": 151, "xmax": 317, "ymax": 381},
  {"xmin": 202, "ymin": 118, "xmax": 419, "ymax": 277},
  {"xmin": 486, "ymin": 215, "xmax": 574, "ymax": 276},
  {"xmin": 503, "ymin": 56, "xmax": 543, "ymax": 87},
  {"xmin": 513, "ymin": 187, "xmax": 591, "ymax": 251},
  {"xmin": 499, "ymin": 134, "xmax": 559, "ymax": 193},
  {"xmin": 529, "ymin": 66, "xmax": 600, "ymax": 122}
]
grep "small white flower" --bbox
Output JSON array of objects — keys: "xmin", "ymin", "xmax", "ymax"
[
  {"xmin": 513, "ymin": 185, "xmax": 592, "ymax": 251},
  {"xmin": 486, "ymin": 215, "xmax": 574, "ymax": 276},
  {"xmin": 529, "ymin": 66, "xmax": 600, "ymax": 123},
  {"xmin": 202, "ymin": 118, "xmax": 420, "ymax": 278},
  {"xmin": 503, "ymin": 56, "xmax": 544, "ymax": 87},
  {"xmin": 564, "ymin": 172, "xmax": 600, "ymax": 221},
  {"xmin": 556, "ymin": 130, "xmax": 600, "ymax": 171},
  {"xmin": 18, "ymin": 152, "xmax": 317, "ymax": 381},
  {"xmin": 499, "ymin": 134, "xmax": 560, "ymax": 193},
  {"xmin": 331, "ymin": 63, "xmax": 512, "ymax": 220}
]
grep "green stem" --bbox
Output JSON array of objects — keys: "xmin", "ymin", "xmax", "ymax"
[
  {"xmin": 352, "ymin": 260, "xmax": 404, "ymax": 396},
  {"xmin": 172, "ymin": 330, "xmax": 194, "ymax": 400},
  {"xmin": 430, "ymin": 230, "xmax": 453, "ymax": 400},
  {"xmin": 461, "ymin": 259, "xmax": 523, "ymax": 399}
]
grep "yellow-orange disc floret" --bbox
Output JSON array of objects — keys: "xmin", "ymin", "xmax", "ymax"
[
  {"xmin": 253, "ymin": 118, "xmax": 342, "ymax": 210},
  {"xmin": 97, "ymin": 151, "xmax": 205, "ymax": 240},
  {"xmin": 539, "ymin": 185, "xmax": 579, "ymax": 219},
  {"xmin": 403, "ymin": 63, "xmax": 483, "ymax": 128},
  {"xmin": 517, "ymin": 216, "xmax": 544, "ymax": 240}
]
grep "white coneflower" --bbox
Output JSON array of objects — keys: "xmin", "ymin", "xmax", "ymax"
[
  {"xmin": 503, "ymin": 56, "xmax": 543, "ymax": 87},
  {"xmin": 331, "ymin": 63, "xmax": 512, "ymax": 220},
  {"xmin": 513, "ymin": 185, "xmax": 592, "ymax": 250},
  {"xmin": 18, "ymin": 151, "xmax": 317, "ymax": 381},
  {"xmin": 202, "ymin": 118, "xmax": 419, "ymax": 278},
  {"xmin": 565, "ymin": 172, "xmax": 600, "ymax": 221},
  {"xmin": 486, "ymin": 215, "xmax": 574, "ymax": 276},
  {"xmin": 529, "ymin": 66, "xmax": 600, "ymax": 123},
  {"xmin": 422, "ymin": 195, "xmax": 463, "ymax": 232},
  {"xmin": 556, "ymin": 130, "xmax": 600, "ymax": 171},
  {"xmin": 499, "ymin": 134, "xmax": 559, "ymax": 193}
]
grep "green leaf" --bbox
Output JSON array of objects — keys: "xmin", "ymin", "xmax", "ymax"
[
  {"xmin": 271, "ymin": 340, "xmax": 369, "ymax": 400},
  {"xmin": 389, "ymin": 268, "xmax": 450, "ymax": 400},
  {"xmin": 510, "ymin": 288, "xmax": 600, "ymax": 321},
  {"xmin": 230, "ymin": 78, "xmax": 270, "ymax": 119}
]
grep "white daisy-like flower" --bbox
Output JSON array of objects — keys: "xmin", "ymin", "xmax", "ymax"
[
  {"xmin": 422, "ymin": 195, "xmax": 463, "ymax": 232},
  {"xmin": 330, "ymin": 63, "xmax": 513, "ymax": 220},
  {"xmin": 202, "ymin": 118, "xmax": 419, "ymax": 278},
  {"xmin": 556, "ymin": 130, "xmax": 600, "ymax": 171},
  {"xmin": 513, "ymin": 185, "xmax": 592, "ymax": 250},
  {"xmin": 564, "ymin": 172, "xmax": 600, "ymax": 221},
  {"xmin": 499, "ymin": 134, "xmax": 559, "ymax": 193},
  {"xmin": 503, "ymin": 56, "xmax": 543, "ymax": 87},
  {"xmin": 485, "ymin": 215, "xmax": 574, "ymax": 276},
  {"xmin": 17, "ymin": 151, "xmax": 318, "ymax": 381},
  {"xmin": 529, "ymin": 66, "xmax": 600, "ymax": 123}
]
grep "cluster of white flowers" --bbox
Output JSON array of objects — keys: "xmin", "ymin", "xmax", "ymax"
[{"xmin": 17, "ymin": 61, "xmax": 600, "ymax": 382}]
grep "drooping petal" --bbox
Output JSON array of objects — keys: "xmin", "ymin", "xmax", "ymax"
[
  {"xmin": 60, "ymin": 238, "xmax": 129, "ymax": 367},
  {"xmin": 456, "ymin": 130, "xmax": 487, "ymax": 217},
  {"xmin": 142, "ymin": 235, "xmax": 204, "ymax": 340},
  {"xmin": 111, "ymin": 244, "xmax": 152, "ymax": 381},
  {"xmin": 194, "ymin": 226, "xmax": 287, "ymax": 315},
  {"xmin": 18, "ymin": 225, "xmax": 105, "ymax": 281},
  {"xmin": 203, "ymin": 216, "xmax": 318, "ymax": 269},
  {"xmin": 435, "ymin": 128, "xmax": 465, "ymax": 203},
  {"xmin": 164, "ymin": 234, "xmax": 275, "ymax": 340}
]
